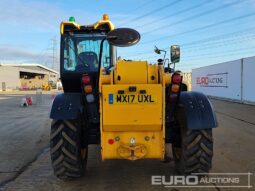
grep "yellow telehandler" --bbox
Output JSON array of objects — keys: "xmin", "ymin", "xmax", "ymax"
[{"xmin": 49, "ymin": 15, "xmax": 217, "ymax": 179}]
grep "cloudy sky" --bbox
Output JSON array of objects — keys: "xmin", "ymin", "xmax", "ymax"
[{"xmin": 0, "ymin": 0, "xmax": 255, "ymax": 71}]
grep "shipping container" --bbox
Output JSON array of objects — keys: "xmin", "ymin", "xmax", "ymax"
[{"xmin": 192, "ymin": 56, "xmax": 255, "ymax": 104}]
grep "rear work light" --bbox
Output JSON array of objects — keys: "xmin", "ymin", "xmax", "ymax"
[
  {"xmin": 82, "ymin": 75, "xmax": 91, "ymax": 85},
  {"xmin": 172, "ymin": 74, "xmax": 182, "ymax": 84}
]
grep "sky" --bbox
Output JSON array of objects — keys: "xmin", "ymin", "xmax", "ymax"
[{"xmin": 0, "ymin": 0, "xmax": 255, "ymax": 71}]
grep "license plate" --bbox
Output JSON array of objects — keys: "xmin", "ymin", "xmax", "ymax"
[{"xmin": 108, "ymin": 94, "xmax": 156, "ymax": 104}]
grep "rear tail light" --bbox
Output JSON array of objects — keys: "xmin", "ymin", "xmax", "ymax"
[
  {"xmin": 172, "ymin": 74, "xmax": 182, "ymax": 84},
  {"xmin": 84, "ymin": 85, "xmax": 93, "ymax": 93},
  {"xmin": 82, "ymin": 74, "xmax": 90, "ymax": 85},
  {"xmin": 171, "ymin": 84, "xmax": 179, "ymax": 93}
]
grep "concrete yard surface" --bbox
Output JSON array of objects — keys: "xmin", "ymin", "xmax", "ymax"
[
  {"xmin": 0, "ymin": 92, "xmax": 53, "ymax": 186},
  {"xmin": 0, "ymin": 95, "xmax": 254, "ymax": 191}
]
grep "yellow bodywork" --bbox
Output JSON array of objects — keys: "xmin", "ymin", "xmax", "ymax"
[
  {"xmin": 102, "ymin": 84, "xmax": 162, "ymax": 131},
  {"xmin": 60, "ymin": 15, "xmax": 173, "ymax": 161},
  {"xmin": 100, "ymin": 60, "xmax": 171, "ymax": 161},
  {"xmin": 102, "ymin": 131, "xmax": 164, "ymax": 160}
]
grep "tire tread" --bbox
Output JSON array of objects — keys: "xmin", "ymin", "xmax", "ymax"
[{"xmin": 50, "ymin": 119, "xmax": 87, "ymax": 179}]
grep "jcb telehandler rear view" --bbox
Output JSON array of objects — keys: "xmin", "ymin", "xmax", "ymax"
[{"xmin": 50, "ymin": 15, "xmax": 217, "ymax": 179}]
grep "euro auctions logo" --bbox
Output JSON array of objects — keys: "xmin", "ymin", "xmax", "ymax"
[
  {"xmin": 151, "ymin": 173, "xmax": 253, "ymax": 188},
  {"xmin": 196, "ymin": 72, "xmax": 228, "ymax": 88},
  {"xmin": 196, "ymin": 76, "xmax": 209, "ymax": 85},
  {"xmin": 152, "ymin": 175, "xmax": 199, "ymax": 186}
]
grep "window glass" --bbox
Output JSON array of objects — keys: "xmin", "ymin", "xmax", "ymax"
[{"xmin": 63, "ymin": 34, "xmax": 111, "ymax": 72}]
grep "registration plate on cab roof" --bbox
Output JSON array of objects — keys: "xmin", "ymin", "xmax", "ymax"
[{"xmin": 108, "ymin": 94, "xmax": 156, "ymax": 104}]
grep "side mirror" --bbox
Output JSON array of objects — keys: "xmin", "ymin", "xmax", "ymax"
[
  {"xmin": 154, "ymin": 46, "xmax": 161, "ymax": 54},
  {"xmin": 107, "ymin": 28, "xmax": 140, "ymax": 47},
  {"xmin": 171, "ymin": 45, "xmax": 180, "ymax": 63}
]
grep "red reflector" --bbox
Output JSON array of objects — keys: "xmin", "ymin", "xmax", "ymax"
[
  {"xmin": 172, "ymin": 74, "xmax": 182, "ymax": 84},
  {"xmin": 169, "ymin": 94, "xmax": 178, "ymax": 102},
  {"xmin": 82, "ymin": 75, "xmax": 90, "ymax": 85},
  {"xmin": 108, "ymin": 139, "xmax": 114, "ymax": 145}
]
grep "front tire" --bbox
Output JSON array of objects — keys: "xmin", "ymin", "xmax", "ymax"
[{"xmin": 50, "ymin": 119, "xmax": 87, "ymax": 179}]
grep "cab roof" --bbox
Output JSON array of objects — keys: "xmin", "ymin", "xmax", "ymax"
[{"xmin": 60, "ymin": 14, "xmax": 115, "ymax": 34}]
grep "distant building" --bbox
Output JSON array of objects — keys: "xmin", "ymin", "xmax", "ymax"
[
  {"xmin": 182, "ymin": 72, "xmax": 192, "ymax": 91},
  {"xmin": 0, "ymin": 64, "xmax": 58, "ymax": 91}
]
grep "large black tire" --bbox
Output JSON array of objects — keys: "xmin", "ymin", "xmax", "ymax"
[
  {"xmin": 50, "ymin": 119, "xmax": 87, "ymax": 179},
  {"xmin": 172, "ymin": 107, "xmax": 213, "ymax": 174}
]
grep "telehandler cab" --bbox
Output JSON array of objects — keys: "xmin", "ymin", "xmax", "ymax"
[{"xmin": 50, "ymin": 15, "xmax": 217, "ymax": 179}]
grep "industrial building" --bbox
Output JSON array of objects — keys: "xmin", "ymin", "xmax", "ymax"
[{"xmin": 0, "ymin": 64, "xmax": 58, "ymax": 91}]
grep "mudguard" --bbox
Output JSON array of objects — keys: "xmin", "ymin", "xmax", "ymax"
[
  {"xmin": 178, "ymin": 91, "xmax": 218, "ymax": 129},
  {"xmin": 50, "ymin": 93, "xmax": 84, "ymax": 120}
]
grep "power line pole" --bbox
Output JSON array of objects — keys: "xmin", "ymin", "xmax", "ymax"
[{"xmin": 50, "ymin": 37, "xmax": 57, "ymax": 70}]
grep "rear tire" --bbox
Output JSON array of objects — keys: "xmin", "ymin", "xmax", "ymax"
[
  {"xmin": 172, "ymin": 107, "xmax": 213, "ymax": 174},
  {"xmin": 50, "ymin": 119, "xmax": 87, "ymax": 179}
]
